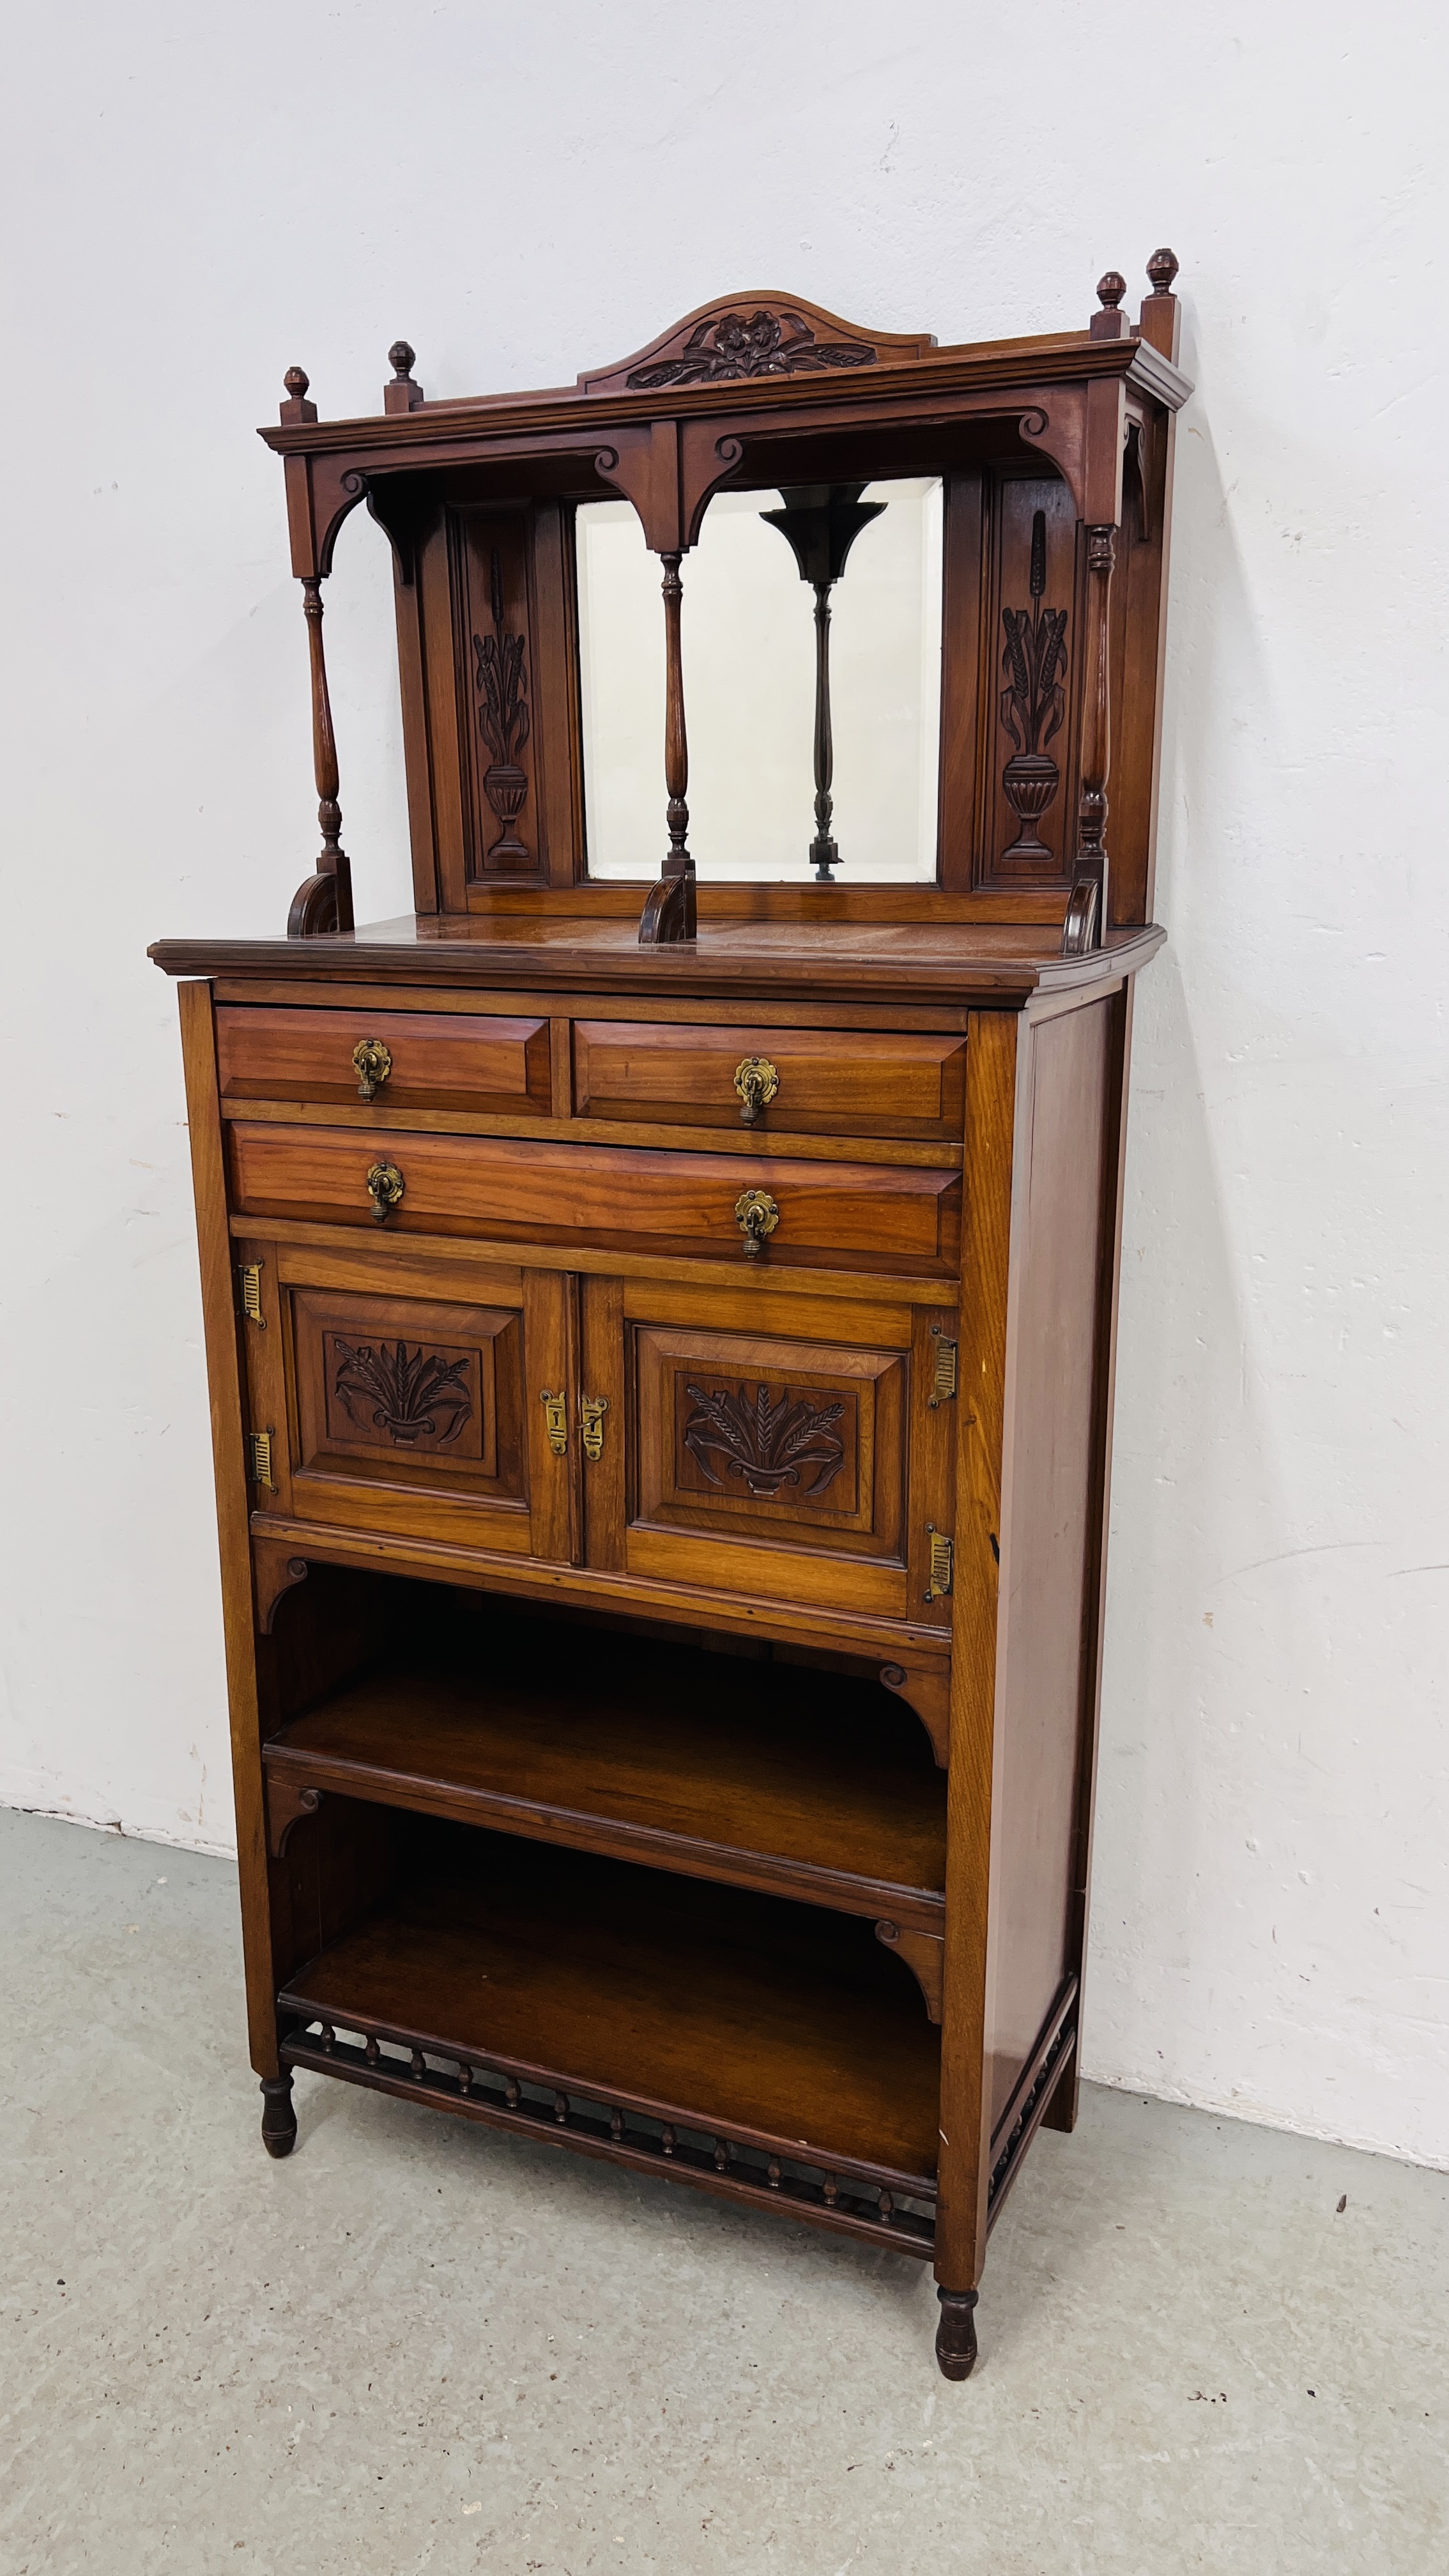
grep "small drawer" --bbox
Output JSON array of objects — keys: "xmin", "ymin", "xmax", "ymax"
[
  {"xmin": 215, "ymin": 1006, "xmax": 551, "ymax": 1117},
  {"xmin": 228, "ymin": 1125, "xmax": 962, "ymax": 1275},
  {"xmin": 572, "ymin": 1022, "xmax": 967, "ymax": 1138}
]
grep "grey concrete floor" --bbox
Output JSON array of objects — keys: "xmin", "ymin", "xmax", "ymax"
[{"xmin": 1, "ymin": 1809, "xmax": 1445, "ymax": 2575}]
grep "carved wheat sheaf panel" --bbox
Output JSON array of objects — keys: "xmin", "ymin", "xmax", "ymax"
[
  {"xmin": 673, "ymin": 1371, "xmax": 860, "ymax": 1515},
  {"xmin": 330, "ymin": 1336, "xmax": 475, "ymax": 1448}
]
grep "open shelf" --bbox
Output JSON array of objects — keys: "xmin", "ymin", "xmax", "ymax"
[
  {"xmin": 279, "ymin": 1821, "xmax": 941, "ymax": 2190},
  {"xmin": 264, "ymin": 1597, "xmax": 946, "ymax": 1925}
]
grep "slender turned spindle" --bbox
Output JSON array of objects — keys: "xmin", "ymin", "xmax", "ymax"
[
  {"xmin": 300, "ymin": 576, "xmax": 355, "ymax": 931},
  {"xmin": 610, "ymin": 2108, "xmax": 625, "ymax": 2142},
  {"xmin": 760, "ymin": 481, "xmax": 884, "ymax": 880},
  {"xmin": 505, "ymin": 2077, "xmax": 521, "ymax": 2109},
  {"xmin": 662, "ymin": 554, "xmax": 689, "ymax": 867},
  {"xmin": 410, "ymin": 2048, "xmax": 426, "ymax": 2082},
  {"xmin": 661, "ymin": 2125, "xmax": 677, "ymax": 2158},
  {"xmin": 364, "ymin": 2034, "xmax": 379, "ymax": 2066},
  {"xmin": 319, "ymin": 2023, "xmax": 335, "ymax": 2054},
  {"xmin": 1065, "ymin": 525, "xmax": 1116, "ymax": 951},
  {"xmin": 638, "ymin": 551, "xmax": 696, "ymax": 942},
  {"xmin": 553, "ymin": 2092, "xmax": 569, "ymax": 2124},
  {"xmin": 809, "ymin": 585, "xmax": 836, "ymax": 875}
]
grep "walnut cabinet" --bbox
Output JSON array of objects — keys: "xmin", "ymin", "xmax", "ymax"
[{"xmin": 152, "ymin": 259, "xmax": 1188, "ymax": 2379}]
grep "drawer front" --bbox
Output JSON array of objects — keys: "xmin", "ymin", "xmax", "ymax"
[
  {"xmin": 572, "ymin": 1022, "xmax": 967, "ymax": 1138},
  {"xmin": 229, "ymin": 1125, "xmax": 962, "ymax": 1275},
  {"xmin": 216, "ymin": 1006, "xmax": 551, "ymax": 1116}
]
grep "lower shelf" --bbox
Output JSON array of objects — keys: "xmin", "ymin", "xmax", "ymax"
[{"xmin": 278, "ymin": 1825, "xmax": 941, "ymax": 2208}]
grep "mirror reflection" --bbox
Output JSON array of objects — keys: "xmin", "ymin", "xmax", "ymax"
[{"xmin": 577, "ymin": 477, "xmax": 942, "ymax": 883}]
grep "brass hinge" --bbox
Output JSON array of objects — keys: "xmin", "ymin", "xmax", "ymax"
[
  {"xmin": 249, "ymin": 1430, "xmax": 277, "ymax": 1490},
  {"xmin": 579, "ymin": 1394, "xmax": 610, "ymax": 1462},
  {"xmin": 925, "ymin": 1525, "xmax": 954, "ymax": 1602},
  {"xmin": 236, "ymin": 1261, "xmax": 265, "ymax": 1326},
  {"xmin": 928, "ymin": 1330, "xmax": 957, "ymax": 1407},
  {"xmin": 539, "ymin": 1389, "xmax": 569, "ymax": 1457}
]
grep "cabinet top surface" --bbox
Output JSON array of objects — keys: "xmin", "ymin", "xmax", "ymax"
[{"xmin": 150, "ymin": 911, "xmax": 1164, "ymax": 1007}]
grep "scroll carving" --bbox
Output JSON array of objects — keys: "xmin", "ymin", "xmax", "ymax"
[
  {"xmin": 266, "ymin": 1777, "xmax": 324, "ymax": 1859},
  {"xmin": 879, "ymin": 1662, "xmax": 949, "ymax": 1767},
  {"xmin": 999, "ymin": 509, "xmax": 1068, "ymax": 864},
  {"xmin": 626, "ymin": 308, "xmax": 876, "ymax": 389},
  {"xmin": 682, "ymin": 1381, "xmax": 846, "ymax": 1499},
  {"xmin": 875, "ymin": 1921, "xmax": 944, "ymax": 2023}
]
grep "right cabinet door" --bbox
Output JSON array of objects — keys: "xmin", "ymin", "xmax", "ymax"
[{"xmin": 581, "ymin": 1276, "xmax": 957, "ymax": 1628}]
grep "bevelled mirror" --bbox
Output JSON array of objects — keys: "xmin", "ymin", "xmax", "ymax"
[{"xmin": 577, "ymin": 477, "xmax": 943, "ymax": 882}]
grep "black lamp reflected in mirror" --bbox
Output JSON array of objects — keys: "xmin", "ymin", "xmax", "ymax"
[{"xmin": 760, "ymin": 482, "xmax": 885, "ymax": 880}]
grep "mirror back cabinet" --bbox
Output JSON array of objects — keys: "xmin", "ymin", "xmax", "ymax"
[{"xmin": 151, "ymin": 254, "xmax": 1190, "ymax": 2380}]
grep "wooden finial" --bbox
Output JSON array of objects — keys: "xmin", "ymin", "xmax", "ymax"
[
  {"xmin": 384, "ymin": 339, "xmax": 425, "ymax": 415},
  {"xmin": 279, "ymin": 365, "xmax": 317, "ymax": 424},
  {"xmin": 1138, "ymin": 247, "xmax": 1182, "ymax": 360},
  {"xmin": 1090, "ymin": 271, "xmax": 1128, "ymax": 339}
]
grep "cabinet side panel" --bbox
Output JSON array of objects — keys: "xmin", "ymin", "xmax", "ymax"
[
  {"xmin": 176, "ymin": 979, "xmax": 280, "ymax": 2077},
  {"xmin": 985, "ymin": 997, "xmax": 1112, "ymax": 2133}
]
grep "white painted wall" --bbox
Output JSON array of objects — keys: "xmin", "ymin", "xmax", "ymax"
[{"xmin": 3, "ymin": 1, "xmax": 1445, "ymax": 2167}]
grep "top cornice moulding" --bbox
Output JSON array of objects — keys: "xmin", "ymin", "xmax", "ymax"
[{"xmin": 258, "ymin": 324, "xmax": 1192, "ymax": 459}]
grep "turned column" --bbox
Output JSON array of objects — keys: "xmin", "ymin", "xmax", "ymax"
[
  {"xmin": 279, "ymin": 365, "xmax": 354, "ymax": 939},
  {"xmin": 638, "ymin": 549, "xmax": 696, "ymax": 943},
  {"xmin": 1064, "ymin": 522, "xmax": 1116, "ymax": 954}
]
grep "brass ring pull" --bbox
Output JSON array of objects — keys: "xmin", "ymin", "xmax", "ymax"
[
  {"xmin": 734, "ymin": 1188, "xmax": 779, "ymax": 1260},
  {"xmin": 365, "ymin": 1161, "xmax": 404, "ymax": 1224},
  {"xmin": 733, "ymin": 1055, "xmax": 779, "ymax": 1125},
  {"xmin": 352, "ymin": 1038, "xmax": 393, "ymax": 1101}
]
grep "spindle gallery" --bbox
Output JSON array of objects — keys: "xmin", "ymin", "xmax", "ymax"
[{"xmin": 151, "ymin": 251, "xmax": 1188, "ymax": 2378}]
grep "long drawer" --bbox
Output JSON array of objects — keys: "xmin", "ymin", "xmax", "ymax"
[
  {"xmin": 227, "ymin": 1124, "xmax": 962, "ymax": 1274},
  {"xmin": 215, "ymin": 1005, "xmax": 552, "ymax": 1116},
  {"xmin": 572, "ymin": 1020, "xmax": 967, "ymax": 1138}
]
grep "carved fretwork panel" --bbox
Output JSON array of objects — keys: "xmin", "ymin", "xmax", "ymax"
[
  {"xmin": 974, "ymin": 471, "xmax": 1080, "ymax": 891},
  {"xmin": 287, "ymin": 1287, "xmax": 526, "ymax": 1516},
  {"xmin": 629, "ymin": 1322, "xmax": 905, "ymax": 1576},
  {"xmin": 403, "ymin": 496, "xmax": 582, "ymax": 908}
]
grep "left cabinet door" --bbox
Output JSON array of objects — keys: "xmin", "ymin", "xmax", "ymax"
[{"xmin": 234, "ymin": 1238, "xmax": 579, "ymax": 1564}]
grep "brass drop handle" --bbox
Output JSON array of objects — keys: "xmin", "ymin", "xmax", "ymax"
[
  {"xmin": 734, "ymin": 1188, "xmax": 779, "ymax": 1260},
  {"xmin": 733, "ymin": 1055, "xmax": 779, "ymax": 1125},
  {"xmin": 365, "ymin": 1161, "xmax": 404, "ymax": 1224},
  {"xmin": 580, "ymin": 1395, "xmax": 610, "ymax": 1461},
  {"xmin": 353, "ymin": 1037, "xmax": 393, "ymax": 1102}
]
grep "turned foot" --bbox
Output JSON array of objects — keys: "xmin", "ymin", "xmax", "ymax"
[
  {"xmin": 260, "ymin": 2073, "xmax": 297, "ymax": 2158},
  {"xmin": 935, "ymin": 2286, "xmax": 979, "ymax": 2380}
]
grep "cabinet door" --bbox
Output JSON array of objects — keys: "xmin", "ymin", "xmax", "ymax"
[
  {"xmin": 580, "ymin": 1277, "xmax": 956, "ymax": 1625},
  {"xmin": 236, "ymin": 1238, "xmax": 577, "ymax": 1564}
]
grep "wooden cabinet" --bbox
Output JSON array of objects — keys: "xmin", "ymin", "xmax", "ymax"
[{"xmin": 153, "ymin": 256, "xmax": 1187, "ymax": 2380}]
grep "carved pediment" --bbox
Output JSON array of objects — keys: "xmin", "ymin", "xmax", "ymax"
[{"xmin": 578, "ymin": 293, "xmax": 937, "ymax": 395}]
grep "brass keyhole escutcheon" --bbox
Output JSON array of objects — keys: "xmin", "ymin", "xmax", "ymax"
[
  {"xmin": 733, "ymin": 1055, "xmax": 779, "ymax": 1125},
  {"xmin": 580, "ymin": 1395, "xmax": 610, "ymax": 1461},
  {"xmin": 734, "ymin": 1188, "xmax": 779, "ymax": 1260},
  {"xmin": 365, "ymin": 1161, "xmax": 404, "ymax": 1223},
  {"xmin": 539, "ymin": 1389, "xmax": 569, "ymax": 1456},
  {"xmin": 352, "ymin": 1037, "xmax": 393, "ymax": 1102}
]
